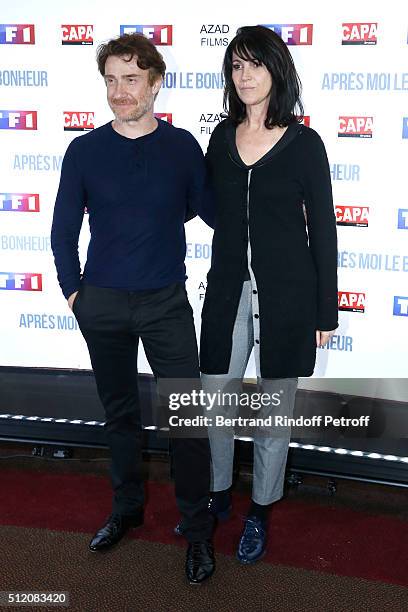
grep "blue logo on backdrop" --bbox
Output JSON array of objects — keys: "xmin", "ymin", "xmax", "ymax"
[
  {"xmin": 0, "ymin": 70, "xmax": 48, "ymax": 87},
  {"xmin": 19, "ymin": 313, "xmax": 79, "ymax": 330},
  {"xmin": 186, "ymin": 242, "xmax": 212, "ymax": 259},
  {"xmin": 161, "ymin": 72, "xmax": 224, "ymax": 89},
  {"xmin": 321, "ymin": 73, "xmax": 408, "ymax": 91},
  {"xmin": 393, "ymin": 296, "xmax": 408, "ymax": 317},
  {"xmin": 398, "ymin": 209, "xmax": 408, "ymax": 229},
  {"xmin": 330, "ymin": 164, "xmax": 360, "ymax": 181},
  {"xmin": 318, "ymin": 334, "xmax": 353, "ymax": 352},
  {"xmin": 0, "ymin": 235, "xmax": 50, "ymax": 252},
  {"xmin": 337, "ymin": 251, "xmax": 408, "ymax": 272},
  {"xmin": 403, "ymin": 117, "xmax": 408, "ymax": 138},
  {"xmin": 12, "ymin": 154, "xmax": 63, "ymax": 172}
]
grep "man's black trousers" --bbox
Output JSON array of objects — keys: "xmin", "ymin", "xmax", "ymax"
[{"xmin": 73, "ymin": 281, "xmax": 213, "ymax": 542}]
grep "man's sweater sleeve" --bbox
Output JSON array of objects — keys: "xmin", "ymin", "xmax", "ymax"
[
  {"xmin": 185, "ymin": 132, "xmax": 216, "ymax": 229},
  {"xmin": 51, "ymin": 139, "xmax": 86, "ymax": 299}
]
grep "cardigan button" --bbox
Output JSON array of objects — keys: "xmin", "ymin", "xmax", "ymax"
[
  {"xmin": 254, "ymin": 314, "xmax": 259, "ymax": 319},
  {"xmin": 253, "ymin": 290, "xmax": 257, "ymax": 295},
  {"xmin": 255, "ymin": 339, "xmax": 260, "ymax": 344}
]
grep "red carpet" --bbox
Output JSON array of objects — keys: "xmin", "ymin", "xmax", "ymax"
[{"xmin": 1, "ymin": 469, "xmax": 407, "ymax": 587}]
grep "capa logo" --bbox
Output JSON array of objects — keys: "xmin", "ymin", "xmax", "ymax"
[
  {"xmin": 336, "ymin": 205, "xmax": 369, "ymax": 227},
  {"xmin": 262, "ymin": 24, "xmax": 313, "ymax": 45},
  {"xmin": 0, "ymin": 193, "xmax": 40, "ymax": 212},
  {"xmin": 120, "ymin": 25, "xmax": 172, "ymax": 45},
  {"xmin": 393, "ymin": 296, "xmax": 408, "ymax": 317},
  {"xmin": 63, "ymin": 112, "xmax": 94, "ymax": 131},
  {"xmin": 0, "ymin": 24, "xmax": 35, "ymax": 44},
  {"xmin": 398, "ymin": 209, "xmax": 408, "ymax": 229},
  {"xmin": 0, "ymin": 111, "xmax": 37, "ymax": 130},
  {"xmin": 342, "ymin": 23, "xmax": 377, "ymax": 45},
  {"xmin": 338, "ymin": 116, "xmax": 373, "ymax": 138},
  {"xmin": 338, "ymin": 291, "xmax": 365, "ymax": 313},
  {"xmin": 154, "ymin": 112, "xmax": 172, "ymax": 123},
  {"xmin": 0, "ymin": 272, "xmax": 42, "ymax": 291},
  {"xmin": 61, "ymin": 25, "xmax": 93, "ymax": 45}
]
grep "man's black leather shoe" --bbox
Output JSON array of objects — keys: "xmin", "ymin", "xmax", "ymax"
[
  {"xmin": 185, "ymin": 539, "xmax": 215, "ymax": 584},
  {"xmin": 89, "ymin": 511, "xmax": 143, "ymax": 552}
]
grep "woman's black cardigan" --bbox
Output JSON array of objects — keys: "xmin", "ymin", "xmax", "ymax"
[{"xmin": 200, "ymin": 119, "xmax": 338, "ymax": 378}]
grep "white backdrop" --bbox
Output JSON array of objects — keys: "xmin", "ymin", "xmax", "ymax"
[{"xmin": 1, "ymin": 1, "xmax": 407, "ymax": 391}]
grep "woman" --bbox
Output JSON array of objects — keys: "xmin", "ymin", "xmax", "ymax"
[{"xmin": 199, "ymin": 25, "xmax": 338, "ymax": 564}]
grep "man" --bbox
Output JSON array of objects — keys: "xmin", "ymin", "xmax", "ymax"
[{"xmin": 51, "ymin": 33, "xmax": 215, "ymax": 584}]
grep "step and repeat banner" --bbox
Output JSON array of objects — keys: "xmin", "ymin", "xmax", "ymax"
[{"xmin": 1, "ymin": 1, "xmax": 407, "ymax": 392}]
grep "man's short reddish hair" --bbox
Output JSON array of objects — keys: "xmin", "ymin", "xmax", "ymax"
[{"xmin": 96, "ymin": 33, "xmax": 166, "ymax": 84}]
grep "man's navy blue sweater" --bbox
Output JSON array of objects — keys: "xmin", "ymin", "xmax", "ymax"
[{"xmin": 51, "ymin": 119, "xmax": 214, "ymax": 299}]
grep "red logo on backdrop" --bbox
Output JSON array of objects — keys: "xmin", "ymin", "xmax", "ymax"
[
  {"xmin": 0, "ymin": 193, "xmax": 40, "ymax": 212},
  {"xmin": 63, "ymin": 112, "xmax": 94, "ymax": 131},
  {"xmin": 335, "ymin": 206, "xmax": 369, "ymax": 227},
  {"xmin": 338, "ymin": 291, "xmax": 365, "ymax": 313},
  {"xmin": 61, "ymin": 25, "xmax": 93, "ymax": 45},
  {"xmin": 0, "ymin": 272, "xmax": 42, "ymax": 291},
  {"xmin": 154, "ymin": 113, "xmax": 172, "ymax": 123},
  {"xmin": 342, "ymin": 23, "xmax": 377, "ymax": 45},
  {"xmin": 120, "ymin": 25, "xmax": 172, "ymax": 45},
  {"xmin": 0, "ymin": 24, "xmax": 35, "ymax": 44},
  {"xmin": 0, "ymin": 111, "xmax": 37, "ymax": 130},
  {"xmin": 263, "ymin": 24, "xmax": 313, "ymax": 45},
  {"xmin": 298, "ymin": 115, "xmax": 310, "ymax": 127},
  {"xmin": 338, "ymin": 116, "xmax": 373, "ymax": 138}
]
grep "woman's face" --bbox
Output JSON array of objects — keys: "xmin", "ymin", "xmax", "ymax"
[{"xmin": 231, "ymin": 51, "xmax": 272, "ymax": 109}]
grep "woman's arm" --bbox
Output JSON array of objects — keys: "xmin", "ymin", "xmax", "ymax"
[{"xmin": 302, "ymin": 129, "xmax": 338, "ymax": 333}]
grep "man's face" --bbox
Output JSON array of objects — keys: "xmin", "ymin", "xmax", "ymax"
[{"xmin": 104, "ymin": 55, "xmax": 160, "ymax": 123}]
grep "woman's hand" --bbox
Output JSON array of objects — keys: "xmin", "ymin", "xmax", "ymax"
[{"xmin": 316, "ymin": 329, "xmax": 336, "ymax": 348}]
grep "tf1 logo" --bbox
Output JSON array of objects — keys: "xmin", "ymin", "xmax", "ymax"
[
  {"xmin": 262, "ymin": 24, "xmax": 313, "ymax": 45},
  {"xmin": 398, "ymin": 209, "xmax": 408, "ymax": 229},
  {"xmin": 0, "ymin": 24, "xmax": 35, "ymax": 44},
  {"xmin": 342, "ymin": 23, "xmax": 377, "ymax": 45},
  {"xmin": 0, "ymin": 193, "xmax": 40, "ymax": 212},
  {"xmin": 402, "ymin": 117, "xmax": 408, "ymax": 139},
  {"xmin": 0, "ymin": 273, "xmax": 42, "ymax": 291},
  {"xmin": 0, "ymin": 111, "xmax": 37, "ymax": 130},
  {"xmin": 120, "ymin": 25, "xmax": 172, "ymax": 45},
  {"xmin": 393, "ymin": 296, "xmax": 408, "ymax": 317},
  {"xmin": 154, "ymin": 113, "xmax": 172, "ymax": 123}
]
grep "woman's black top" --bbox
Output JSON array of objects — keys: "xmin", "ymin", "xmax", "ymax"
[{"xmin": 200, "ymin": 119, "xmax": 338, "ymax": 378}]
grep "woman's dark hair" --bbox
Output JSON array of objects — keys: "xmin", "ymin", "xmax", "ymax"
[
  {"xmin": 223, "ymin": 25, "xmax": 304, "ymax": 128},
  {"xmin": 96, "ymin": 33, "xmax": 166, "ymax": 85}
]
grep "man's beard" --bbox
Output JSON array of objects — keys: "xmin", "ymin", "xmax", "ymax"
[{"xmin": 111, "ymin": 97, "xmax": 152, "ymax": 123}]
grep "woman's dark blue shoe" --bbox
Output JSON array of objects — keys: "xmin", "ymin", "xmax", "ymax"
[
  {"xmin": 236, "ymin": 516, "xmax": 267, "ymax": 564},
  {"xmin": 174, "ymin": 495, "xmax": 232, "ymax": 535}
]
